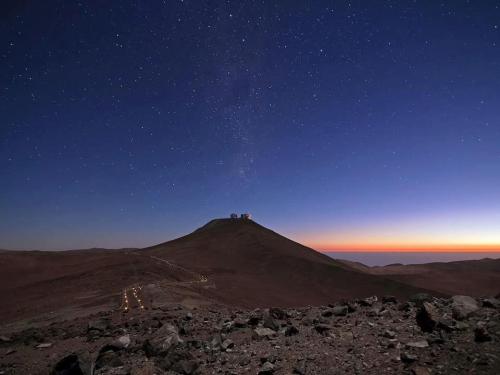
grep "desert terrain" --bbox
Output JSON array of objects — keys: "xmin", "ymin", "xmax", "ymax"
[{"xmin": 1, "ymin": 218, "xmax": 499, "ymax": 374}]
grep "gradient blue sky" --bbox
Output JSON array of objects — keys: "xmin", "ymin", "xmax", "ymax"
[{"xmin": 1, "ymin": 1, "xmax": 499, "ymax": 251}]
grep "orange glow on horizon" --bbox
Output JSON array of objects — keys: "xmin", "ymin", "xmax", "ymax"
[{"xmin": 309, "ymin": 242, "xmax": 500, "ymax": 252}]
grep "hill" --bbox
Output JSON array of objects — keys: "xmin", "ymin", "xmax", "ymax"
[
  {"xmin": 336, "ymin": 257, "xmax": 500, "ymax": 297},
  {"xmin": 142, "ymin": 219, "xmax": 434, "ymax": 307}
]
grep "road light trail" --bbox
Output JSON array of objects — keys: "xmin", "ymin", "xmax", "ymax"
[{"xmin": 120, "ymin": 252, "xmax": 209, "ymax": 312}]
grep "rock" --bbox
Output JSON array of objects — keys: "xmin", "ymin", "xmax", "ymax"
[
  {"xmin": 259, "ymin": 361, "xmax": 275, "ymax": 374},
  {"xmin": 474, "ymin": 324, "xmax": 492, "ymax": 342},
  {"xmin": 451, "ymin": 295, "xmax": 479, "ymax": 320},
  {"xmin": 321, "ymin": 309, "xmax": 333, "ymax": 317},
  {"xmin": 412, "ymin": 366, "xmax": 431, "ymax": 375},
  {"xmin": 410, "ymin": 293, "xmax": 433, "ymax": 306},
  {"xmin": 284, "ymin": 325, "xmax": 299, "ymax": 336},
  {"xmin": 95, "ymin": 349, "xmax": 123, "ymax": 370},
  {"xmin": 185, "ymin": 311, "xmax": 193, "ymax": 320},
  {"xmin": 400, "ymin": 352, "xmax": 418, "ymax": 363},
  {"xmin": 332, "ymin": 305, "xmax": 348, "ymax": 316},
  {"xmin": 398, "ymin": 302, "xmax": 411, "ymax": 312},
  {"xmin": 269, "ymin": 307, "xmax": 286, "ymax": 320},
  {"xmin": 36, "ymin": 342, "xmax": 53, "ymax": 349},
  {"xmin": 221, "ymin": 321, "xmax": 234, "ymax": 332},
  {"xmin": 171, "ymin": 359, "xmax": 199, "ymax": 375},
  {"xmin": 437, "ymin": 318, "xmax": 455, "ymax": 332},
  {"xmin": 382, "ymin": 295, "xmax": 397, "ymax": 304},
  {"xmin": 157, "ymin": 347, "xmax": 198, "ymax": 374},
  {"xmin": 482, "ymin": 298, "xmax": 500, "ymax": 309},
  {"xmin": 88, "ymin": 318, "xmax": 110, "ymax": 332},
  {"xmin": 111, "ymin": 334, "xmax": 131, "ymax": 350},
  {"xmin": 416, "ymin": 302, "xmax": 438, "ymax": 332},
  {"xmin": 144, "ymin": 324, "xmax": 183, "ymax": 356},
  {"xmin": 221, "ymin": 339, "xmax": 234, "ymax": 351},
  {"xmin": 406, "ymin": 340, "xmax": 429, "ymax": 348},
  {"xmin": 314, "ymin": 324, "xmax": 330, "ymax": 335},
  {"xmin": 130, "ymin": 362, "xmax": 158, "ymax": 375},
  {"xmin": 383, "ymin": 330, "xmax": 396, "ymax": 339},
  {"xmin": 210, "ymin": 334, "xmax": 222, "ymax": 350},
  {"xmin": 293, "ymin": 359, "xmax": 307, "ymax": 374},
  {"xmin": 359, "ymin": 296, "xmax": 378, "ymax": 307},
  {"xmin": 51, "ymin": 354, "xmax": 85, "ymax": 375},
  {"xmin": 253, "ymin": 327, "xmax": 276, "ymax": 339},
  {"xmin": 455, "ymin": 321, "xmax": 469, "ymax": 331},
  {"xmin": 263, "ymin": 310, "xmax": 279, "ymax": 331},
  {"xmin": 0, "ymin": 336, "xmax": 11, "ymax": 343}
]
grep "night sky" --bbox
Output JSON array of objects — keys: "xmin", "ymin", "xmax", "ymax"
[{"xmin": 1, "ymin": 1, "xmax": 499, "ymax": 251}]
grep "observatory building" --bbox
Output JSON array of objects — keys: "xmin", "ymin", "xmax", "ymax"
[{"xmin": 229, "ymin": 213, "xmax": 251, "ymax": 220}]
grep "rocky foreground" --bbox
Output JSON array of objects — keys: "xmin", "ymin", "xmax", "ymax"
[{"xmin": 1, "ymin": 294, "xmax": 499, "ymax": 375}]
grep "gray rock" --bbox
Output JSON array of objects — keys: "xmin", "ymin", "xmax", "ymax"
[
  {"xmin": 400, "ymin": 352, "xmax": 418, "ymax": 363},
  {"xmin": 451, "ymin": 295, "xmax": 479, "ymax": 320},
  {"xmin": 221, "ymin": 339, "xmax": 234, "ymax": 351},
  {"xmin": 383, "ymin": 330, "xmax": 396, "ymax": 339},
  {"xmin": 416, "ymin": 302, "xmax": 438, "ymax": 332},
  {"xmin": 87, "ymin": 318, "xmax": 110, "ymax": 332},
  {"xmin": 95, "ymin": 349, "xmax": 123, "ymax": 370},
  {"xmin": 112, "ymin": 334, "xmax": 131, "ymax": 349},
  {"xmin": 359, "ymin": 296, "xmax": 378, "ymax": 306},
  {"xmin": 144, "ymin": 324, "xmax": 183, "ymax": 356},
  {"xmin": 482, "ymin": 298, "xmax": 500, "ymax": 309},
  {"xmin": 259, "ymin": 361, "xmax": 275, "ymax": 374},
  {"xmin": 253, "ymin": 327, "xmax": 276, "ymax": 339},
  {"xmin": 406, "ymin": 340, "xmax": 429, "ymax": 348},
  {"xmin": 263, "ymin": 310, "xmax": 279, "ymax": 331},
  {"xmin": 332, "ymin": 305, "xmax": 348, "ymax": 316}
]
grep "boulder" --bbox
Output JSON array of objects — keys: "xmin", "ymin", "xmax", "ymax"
[
  {"xmin": 451, "ymin": 296, "xmax": 479, "ymax": 320},
  {"xmin": 332, "ymin": 305, "xmax": 348, "ymax": 316},
  {"xmin": 51, "ymin": 354, "xmax": 85, "ymax": 375},
  {"xmin": 416, "ymin": 302, "xmax": 438, "ymax": 332},
  {"xmin": 144, "ymin": 324, "xmax": 183, "ymax": 357}
]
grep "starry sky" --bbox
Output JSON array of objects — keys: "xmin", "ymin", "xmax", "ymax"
[{"xmin": 1, "ymin": 1, "xmax": 499, "ymax": 251}]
